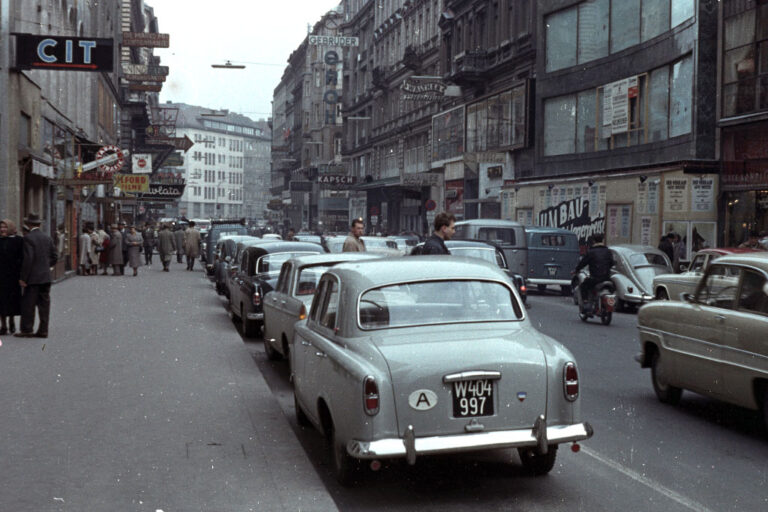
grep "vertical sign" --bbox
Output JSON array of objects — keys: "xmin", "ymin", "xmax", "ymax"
[
  {"xmin": 323, "ymin": 50, "xmax": 342, "ymax": 125},
  {"xmin": 647, "ymin": 181, "xmax": 659, "ymax": 214},
  {"xmin": 640, "ymin": 216, "xmax": 653, "ymax": 246},
  {"xmin": 620, "ymin": 205, "xmax": 632, "ymax": 238}
]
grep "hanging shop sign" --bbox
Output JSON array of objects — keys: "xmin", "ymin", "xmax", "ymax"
[
  {"xmin": 124, "ymin": 73, "xmax": 166, "ymax": 82},
  {"xmin": 145, "ymin": 136, "xmax": 194, "ymax": 152},
  {"xmin": 113, "ymin": 173, "xmax": 150, "ymax": 193},
  {"xmin": 14, "ymin": 34, "xmax": 113, "ymax": 72},
  {"xmin": 318, "ymin": 175, "xmax": 356, "ymax": 188},
  {"xmin": 122, "ymin": 63, "xmax": 169, "ymax": 75},
  {"xmin": 309, "ymin": 35, "xmax": 359, "ymax": 46},
  {"xmin": 121, "ymin": 32, "xmax": 170, "ymax": 48},
  {"xmin": 400, "ymin": 78, "xmax": 446, "ymax": 101},
  {"xmin": 129, "ymin": 83, "xmax": 163, "ymax": 92},
  {"xmin": 402, "ymin": 173, "xmax": 441, "ymax": 187},
  {"xmin": 132, "ymin": 153, "xmax": 152, "ymax": 174},
  {"xmin": 137, "ymin": 183, "xmax": 185, "ymax": 199},
  {"xmin": 95, "ymin": 145, "xmax": 125, "ymax": 173},
  {"xmin": 164, "ymin": 152, "xmax": 184, "ymax": 167}
]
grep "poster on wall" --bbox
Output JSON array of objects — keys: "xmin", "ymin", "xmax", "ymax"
[
  {"xmin": 607, "ymin": 204, "xmax": 633, "ymax": 243},
  {"xmin": 691, "ymin": 177, "xmax": 715, "ymax": 212},
  {"xmin": 445, "ymin": 180, "xmax": 464, "ymax": 216},
  {"xmin": 641, "ymin": 216, "xmax": 653, "ymax": 246},
  {"xmin": 501, "ymin": 190, "xmax": 516, "ymax": 220},
  {"xmin": 664, "ymin": 178, "xmax": 689, "ymax": 212},
  {"xmin": 516, "ymin": 208, "xmax": 533, "ymax": 226},
  {"xmin": 538, "ymin": 196, "xmax": 606, "ymax": 248},
  {"xmin": 647, "ymin": 180, "xmax": 659, "ymax": 214}
]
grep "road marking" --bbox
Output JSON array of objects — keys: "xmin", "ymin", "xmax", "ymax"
[{"xmin": 581, "ymin": 446, "xmax": 715, "ymax": 512}]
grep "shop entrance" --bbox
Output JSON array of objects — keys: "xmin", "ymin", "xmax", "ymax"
[{"xmin": 724, "ymin": 190, "xmax": 768, "ymax": 246}]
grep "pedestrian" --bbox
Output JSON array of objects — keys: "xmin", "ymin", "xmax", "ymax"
[
  {"xmin": 657, "ymin": 234, "xmax": 674, "ymax": 263},
  {"xmin": 78, "ymin": 226, "xmax": 92, "ymax": 276},
  {"xmin": 157, "ymin": 224, "xmax": 176, "ymax": 272},
  {"xmin": 672, "ymin": 233, "xmax": 687, "ymax": 273},
  {"xmin": 343, "ymin": 218, "xmax": 366, "ymax": 252},
  {"xmin": 125, "ymin": 225, "xmax": 144, "ymax": 276},
  {"xmin": 142, "ymin": 223, "xmax": 156, "ymax": 265},
  {"xmin": 14, "ymin": 212, "xmax": 57, "ymax": 339},
  {"xmin": 285, "ymin": 228, "xmax": 297, "ymax": 241},
  {"xmin": 96, "ymin": 224, "xmax": 111, "ymax": 275},
  {"xmin": 174, "ymin": 226, "xmax": 185, "ymax": 264},
  {"xmin": 421, "ymin": 212, "xmax": 456, "ymax": 255},
  {"xmin": 118, "ymin": 221, "xmax": 128, "ymax": 275},
  {"xmin": 184, "ymin": 221, "xmax": 201, "ymax": 271},
  {"xmin": 739, "ymin": 231, "xmax": 764, "ymax": 250},
  {"xmin": 0, "ymin": 219, "xmax": 23, "ymax": 335},
  {"xmin": 108, "ymin": 224, "xmax": 124, "ymax": 275},
  {"xmin": 88, "ymin": 226, "xmax": 100, "ymax": 274}
]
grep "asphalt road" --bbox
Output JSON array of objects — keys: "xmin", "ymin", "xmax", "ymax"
[{"xmin": 243, "ymin": 290, "xmax": 768, "ymax": 512}]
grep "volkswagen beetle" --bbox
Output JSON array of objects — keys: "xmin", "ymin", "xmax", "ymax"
[{"xmin": 292, "ymin": 257, "xmax": 593, "ymax": 485}]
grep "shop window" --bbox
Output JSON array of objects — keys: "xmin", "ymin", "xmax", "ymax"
[
  {"xmin": 611, "ymin": 0, "xmax": 640, "ymax": 53},
  {"xmin": 543, "ymin": 95, "xmax": 576, "ymax": 156},
  {"xmin": 578, "ymin": 0, "xmax": 609, "ymax": 64},
  {"xmin": 649, "ymin": 66, "xmax": 670, "ymax": 142},
  {"xmin": 723, "ymin": 4, "xmax": 768, "ymax": 117}
]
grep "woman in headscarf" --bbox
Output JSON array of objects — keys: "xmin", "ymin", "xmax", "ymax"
[
  {"xmin": 0, "ymin": 219, "xmax": 23, "ymax": 334},
  {"xmin": 124, "ymin": 225, "xmax": 144, "ymax": 276}
]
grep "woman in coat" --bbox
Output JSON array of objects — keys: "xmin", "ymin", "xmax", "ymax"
[
  {"xmin": 89, "ymin": 227, "xmax": 101, "ymax": 273},
  {"xmin": 108, "ymin": 224, "xmax": 124, "ymax": 275},
  {"xmin": 0, "ymin": 219, "xmax": 23, "ymax": 334},
  {"xmin": 124, "ymin": 226, "xmax": 144, "ymax": 276},
  {"xmin": 97, "ymin": 225, "xmax": 111, "ymax": 275},
  {"xmin": 79, "ymin": 227, "xmax": 92, "ymax": 276}
]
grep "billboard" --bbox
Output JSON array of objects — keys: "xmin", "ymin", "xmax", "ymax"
[{"xmin": 15, "ymin": 34, "xmax": 113, "ymax": 71}]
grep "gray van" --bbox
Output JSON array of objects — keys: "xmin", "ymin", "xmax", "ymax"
[{"xmin": 453, "ymin": 220, "xmax": 580, "ymax": 294}]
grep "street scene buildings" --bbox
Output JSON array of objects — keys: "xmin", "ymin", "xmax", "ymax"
[{"xmin": 270, "ymin": 0, "xmax": 766, "ymax": 251}]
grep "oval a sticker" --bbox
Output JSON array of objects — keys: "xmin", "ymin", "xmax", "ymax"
[{"xmin": 408, "ymin": 389, "xmax": 438, "ymax": 411}]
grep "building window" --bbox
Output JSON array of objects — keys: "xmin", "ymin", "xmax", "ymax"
[
  {"xmin": 543, "ymin": 96, "xmax": 576, "ymax": 156},
  {"xmin": 723, "ymin": 3, "xmax": 768, "ymax": 117},
  {"xmin": 19, "ymin": 113, "xmax": 31, "ymax": 148},
  {"xmin": 546, "ymin": 8, "xmax": 577, "ymax": 71},
  {"xmin": 577, "ymin": 0, "xmax": 609, "ymax": 64},
  {"xmin": 669, "ymin": 55, "xmax": 693, "ymax": 137},
  {"xmin": 467, "ymin": 85, "xmax": 528, "ymax": 152}
]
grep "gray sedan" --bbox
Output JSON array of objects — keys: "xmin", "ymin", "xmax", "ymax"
[{"xmin": 292, "ymin": 257, "xmax": 593, "ymax": 485}]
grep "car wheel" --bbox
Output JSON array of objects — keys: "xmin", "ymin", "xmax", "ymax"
[
  {"xmin": 518, "ymin": 445, "xmax": 558, "ymax": 476},
  {"xmin": 294, "ymin": 391, "xmax": 310, "ymax": 427},
  {"xmin": 264, "ymin": 330, "xmax": 281, "ymax": 360},
  {"xmin": 283, "ymin": 338, "xmax": 292, "ymax": 374},
  {"xmin": 651, "ymin": 350, "xmax": 682, "ymax": 405},
  {"xmin": 327, "ymin": 420, "xmax": 361, "ymax": 486},
  {"xmin": 560, "ymin": 285, "xmax": 572, "ymax": 296},
  {"xmin": 656, "ymin": 289, "xmax": 669, "ymax": 300},
  {"xmin": 241, "ymin": 306, "xmax": 258, "ymax": 338},
  {"xmin": 600, "ymin": 311, "xmax": 612, "ymax": 325}
]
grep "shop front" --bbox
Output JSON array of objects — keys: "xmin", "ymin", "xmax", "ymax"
[{"xmin": 721, "ymin": 122, "xmax": 768, "ymax": 245}]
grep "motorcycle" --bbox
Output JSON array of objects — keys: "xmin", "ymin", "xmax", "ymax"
[{"xmin": 572, "ymin": 270, "xmax": 617, "ymax": 325}]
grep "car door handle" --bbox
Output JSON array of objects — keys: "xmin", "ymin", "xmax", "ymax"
[
  {"xmin": 301, "ymin": 341, "xmax": 311, "ymax": 346},
  {"xmin": 315, "ymin": 351, "xmax": 327, "ymax": 358},
  {"xmin": 714, "ymin": 314, "xmax": 726, "ymax": 322}
]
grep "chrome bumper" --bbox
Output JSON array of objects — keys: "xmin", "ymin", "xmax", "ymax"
[
  {"xmin": 526, "ymin": 278, "xmax": 572, "ymax": 286},
  {"xmin": 622, "ymin": 292, "xmax": 653, "ymax": 303},
  {"xmin": 246, "ymin": 312, "xmax": 264, "ymax": 320},
  {"xmin": 347, "ymin": 419, "xmax": 593, "ymax": 463}
]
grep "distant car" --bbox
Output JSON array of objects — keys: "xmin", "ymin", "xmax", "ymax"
[
  {"xmin": 388, "ymin": 235, "xmax": 420, "ymax": 253},
  {"xmin": 607, "ymin": 245, "xmax": 672, "ymax": 311},
  {"xmin": 213, "ymin": 236, "xmax": 258, "ymax": 296},
  {"xmin": 360, "ymin": 236, "xmax": 402, "ymax": 256},
  {"xmin": 324, "ymin": 235, "xmax": 348, "ymax": 253},
  {"xmin": 292, "ymin": 257, "xmax": 593, "ymax": 485},
  {"xmin": 652, "ymin": 248, "xmax": 763, "ymax": 300},
  {"xmin": 262, "ymin": 252, "xmax": 381, "ymax": 364},
  {"xmin": 262, "ymin": 233, "xmax": 282, "ymax": 241},
  {"xmin": 636, "ymin": 252, "xmax": 768, "ymax": 429},
  {"xmin": 204, "ymin": 221, "xmax": 249, "ymax": 276},
  {"xmin": 228, "ymin": 241, "xmax": 324, "ymax": 337},
  {"xmin": 411, "ymin": 239, "xmax": 527, "ymax": 303}
]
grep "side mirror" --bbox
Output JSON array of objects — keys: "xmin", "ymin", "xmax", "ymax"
[
  {"xmin": 680, "ymin": 292, "xmax": 693, "ymax": 302},
  {"xmin": 679, "ymin": 263, "xmax": 689, "ymax": 272}
]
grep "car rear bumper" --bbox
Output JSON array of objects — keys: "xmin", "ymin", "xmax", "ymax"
[
  {"xmin": 246, "ymin": 312, "xmax": 264, "ymax": 320},
  {"xmin": 347, "ymin": 420, "xmax": 593, "ymax": 462},
  {"xmin": 527, "ymin": 278, "xmax": 571, "ymax": 286},
  {"xmin": 622, "ymin": 292, "xmax": 653, "ymax": 304}
]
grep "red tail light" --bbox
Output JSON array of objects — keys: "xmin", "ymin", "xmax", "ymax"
[
  {"xmin": 563, "ymin": 362, "xmax": 579, "ymax": 401},
  {"xmin": 298, "ymin": 304, "xmax": 307, "ymax": 320},
  {"xmin": 520, "ymin": 285, "xmax": 527, "ymax": 293},
  {"xmin": 252, "ymin": 289, "xmax": 261, "ymax": 307},
  {"xmin": 363, "ymin": 376, "xmax": 379, "ymax": 416}
]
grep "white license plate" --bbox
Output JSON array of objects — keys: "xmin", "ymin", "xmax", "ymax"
[
  {"xmin": 452, "ymin": 379, "xmax": 494, "ymax": 418},
  {"xmin": 548, "ymin": 267, "xmax": 558, "ymax": 277}
]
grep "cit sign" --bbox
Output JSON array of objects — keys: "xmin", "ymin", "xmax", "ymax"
[{"xmin": 15, "ymin": 34, "xmax": 114, "ymax": 72}]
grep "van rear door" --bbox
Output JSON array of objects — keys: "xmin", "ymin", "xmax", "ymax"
[{"xmin": 475, "ymin": 226, "xmax": 527, "ymax": 275}]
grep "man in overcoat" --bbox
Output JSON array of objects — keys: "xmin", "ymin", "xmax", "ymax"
[
  {"xmin": 157, "ymin": 224, "xmax": 176, "ymax": 272},
  {"xmin": 15, "ymin": 212, "xmax": 57, "ymax": 338},
  {"xmin": 173, "ymin": 225, "xmax": 185, "ymax": 264},
  {"xmin": 108, "ymin": 224, "xmax": 124, "ymax": 275},
  {"xmin": 183, "ymin": 221, "xmax": 201, "ymax": 271},
  {"xmin": 142, "ymin": 224, "xmax": 156, "ymax": 266}
]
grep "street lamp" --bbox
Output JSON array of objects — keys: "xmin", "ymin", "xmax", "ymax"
[{"xmin": 211, "ymin": 60, "xmax": 246, "ymax": 69}]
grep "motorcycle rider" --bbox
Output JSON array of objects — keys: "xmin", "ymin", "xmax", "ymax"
[{"xmin": 574, "ymin": 233, "xmax": 615, "ymax": 304}]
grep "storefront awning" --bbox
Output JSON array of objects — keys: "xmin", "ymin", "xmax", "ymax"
[{"xmin": 353, "ymin": 176, "xmax": 400, "ymax": 190}]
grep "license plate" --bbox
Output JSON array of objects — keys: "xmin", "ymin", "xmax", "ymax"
[
  {"xmin": 452, "ymin": 379, "xmax": 494, "ymax": 418},
  {"xmin": 548, "ymin": 266, "xmax": 558, "ymax": 277}
]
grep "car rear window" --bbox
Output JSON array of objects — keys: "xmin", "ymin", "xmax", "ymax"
[
  {"xmin": 477, "ymin": 228, "xmax": 516, "ymax": 245},
  {"xmin": 295, "ymin": 265, "xmax": 333, "ymax": 296},
  {"xmin": 257, "ymin": 251, "xmax": 321, "ymax": 274},
  {"xmin": 450, "ymin": 247, "xmax": 497, "ymax": 265},
  {"xmin": 359, "ymin": 280, "xmax": 523, "ymax": 329},
  {"xmin": 630, "ymin": 253, "xmax": 670, "ymax": 268}
]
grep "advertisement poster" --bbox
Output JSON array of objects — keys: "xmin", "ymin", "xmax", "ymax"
[
  {"xmin": 647, "ymin": 180, "xmax": 659, "ymax": 214},
  {"xmin": 607, "ymin": 205, "xmax": 620, "ymax": 239},
  {"xmin": 664, "ymin": 178, "xmax": 689, "ymax": 212},
  {"xmin": 445, "ymin": 180, "xmax": 464, "ymax": 215},
  {"xmin": 621, "ymin": 205, "xmax": 632, "ymax": 238},
  {"xmin": 691, "ymin": 177, "xmax": 715, "ymax": 212},
  {"xmin": 641, "ymin": 216, "xmax": 653, "ymax": 246}
]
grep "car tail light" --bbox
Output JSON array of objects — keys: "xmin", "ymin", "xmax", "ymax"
[
  {"xmin": 298, "ymin": 304, "xmax": 307, "ymax": 320},
  {"xmin": 363, "ymin": 376, "xmax": 379, "ymax": 416},
  {"xmin": 252, "ymin": 289, "xmax": 261, "ymax": 307},
  {"xmin": 520, "ymin": 285, "xmax": 527, "ymax": 293},
  {"xmin": 563, "ymin": 362, "xmax": 579, "ymax": 401}
]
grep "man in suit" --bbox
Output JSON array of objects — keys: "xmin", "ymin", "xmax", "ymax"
[{"xmin": 15, "ymin": 212, "xmax": 57, "ymax": 338}]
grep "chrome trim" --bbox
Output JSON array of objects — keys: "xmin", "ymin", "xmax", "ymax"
[
  {"xmin": 246, "ymin": 312, "xmax": 264, "ymax": 320},
  {"xmin": 443, "ymin": 370, "xmax": 502, "ymax": 383},
  {"xmin": 346, "ymin": 422, "xmax": 593, "ymax": 459},
  {"xmin": 526, "ymin": 278, "xmax": 571, "ymax": 285},
  {"xmin": 532, "ymin": 415, "xmax": 548, "ymax": 454}
]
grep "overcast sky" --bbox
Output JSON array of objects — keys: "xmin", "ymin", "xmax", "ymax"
[{"xmin": 152, "ymin": 0, "xmax": 341, "ymax": 123}]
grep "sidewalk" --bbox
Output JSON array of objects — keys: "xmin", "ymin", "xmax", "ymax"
[{"xmin": 0, "ymin": 261, "xmax": 338, "ymax": 512}]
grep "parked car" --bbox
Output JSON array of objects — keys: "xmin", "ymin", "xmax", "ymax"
[
  {"xmin": 262, "ymin": 233, "xmax": 282, "ymax": 241},
  {"xmin": 204, "ymin": 220, "xmax": 249, "ymax": 276},
  {"xmin": 411, "ymin": 239, "xmax": 527, "ymax": 303},
  {"xmin": 324, "ymin": 235, "xmax": 348, "ymax": 253},
  {"xmin": 213, "ymin": 236, "xmax": 258, "ymax": 296},
  {"xmin": 229, "ymin": 241, "xmax": 324, "ymax": 337},
  {"xmin": 454, "ymin": 219, "xmax": 527, "ymax": 276},
  {"xmin": 360, "ymin": 236, "xmax": 402, "ymax": 256},
  {"xmin": 262, "ymin": 252, "xmax": 381, "ymax": 364},
  {"xmin": 387, "ymin": 235, "xmax": 420, "ymax": 254},
  {"xmin": 607, "ymin": 244, "xmax": 672, "ymax": 311},
  {"xmin": 636, "ymin": 252, "xmax": 768, "ymax": 429},
  {"xmin": 292, "ymin": 257, "xmax": 593, "ymax": 485},
  {"xmin": 225, "ymin": 239, "xmax": 276, "ymax": 306},
  {"xmin": 652, "ymin": 247, "xmax": 762, "ymax": 300}
]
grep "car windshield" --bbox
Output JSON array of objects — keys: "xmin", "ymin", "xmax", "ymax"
[
  {"xmin": 257, "ymin": 251, "xmax": 320, "ymax": 274},
  {"xmin": 449, "ymin": 247, "xmax": 497, "ymax": 265},
  {"xmin": 295, "ymin": 265, "xmax": 333, "ymax": 296},
  {"xmin": 359, "ymin": 280, "xmax": 523, "ymax": 329},
  {"xmin": 629, "ymin": 253, "xmax": 670, "ymax": 269}
]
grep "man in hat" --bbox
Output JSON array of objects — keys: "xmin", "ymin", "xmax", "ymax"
[
  {"xmin": 118, "ymin": 221, "xmax": 128, "ymax": 275},
  {"xmin": 15, "ymin": 212, "xmax": 57, "ymax": 338}
]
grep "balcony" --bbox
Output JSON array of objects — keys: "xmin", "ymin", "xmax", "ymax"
[{"xmin": 448, "ymin": 50, "xmax": 489, "ymax": 86}]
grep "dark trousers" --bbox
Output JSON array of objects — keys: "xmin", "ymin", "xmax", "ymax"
[
  {"xmin": 143, "ymin": 246, "xmax": 153, "ymax": 265},
  {"xmin": 176, "ymin": 253, "xmax": 183, "ymax": 263},
  {"xmin": 581, "ymin": 276, "xmax": 609, "ymax": 300},
  {"xmin": 186, "ymin": 254, "xmax": 195, "ymax": 270},
  {"xmin": 20, "ymin": 283, "xmax": 51, "ymax": 334}
]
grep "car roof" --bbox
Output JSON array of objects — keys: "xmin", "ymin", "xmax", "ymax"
[
  {"xmin": 524, "ymin": 226, "xmax": 577, "ymax": 235},
  {"xmin": 329, "ymin": 256, "xmax": 507, "ymax": 290},
  {"xmin": 699, "ymin": 247, "xmax": 764, "ymax": 256},
  {"xmin": 444, "ymin": 240, "xmax": 499, "ymax": 250},
  {"xmin": 454, "ymin": 219, "xmax": 523, "ymax": 227},
  {"xmin": 611, "ymin": 244, "xmax": 665, "ymax": 254},
  {"xmin": 244, "ymin": 241, "xmax": 324, "ymax": 254},
  {"xmin": 289, "ymin": 252, "xmax": 382, "ymax": 268},
  {"xmin": 709, "ymin": 252, "xmax": 768, "ymax": 270}
]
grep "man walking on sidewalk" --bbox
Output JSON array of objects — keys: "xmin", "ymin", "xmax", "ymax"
[
  {"xmin": 157, "ymin": 224, "xmax": 176, "ymax": 272},
  {"xmin": 184, "ymin": 221, "xmax": 201, "ymax": 271},
  {"xmin": 174, "ymin": 225, "xmax": 185, "ymax": 264},
  {"xmin": 142, "ymin": 223, "xmax": 156, "ymax": 266},
  {"xmin": 15, "ymin": 212, "xmax": 57, "ymax": 339}
]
